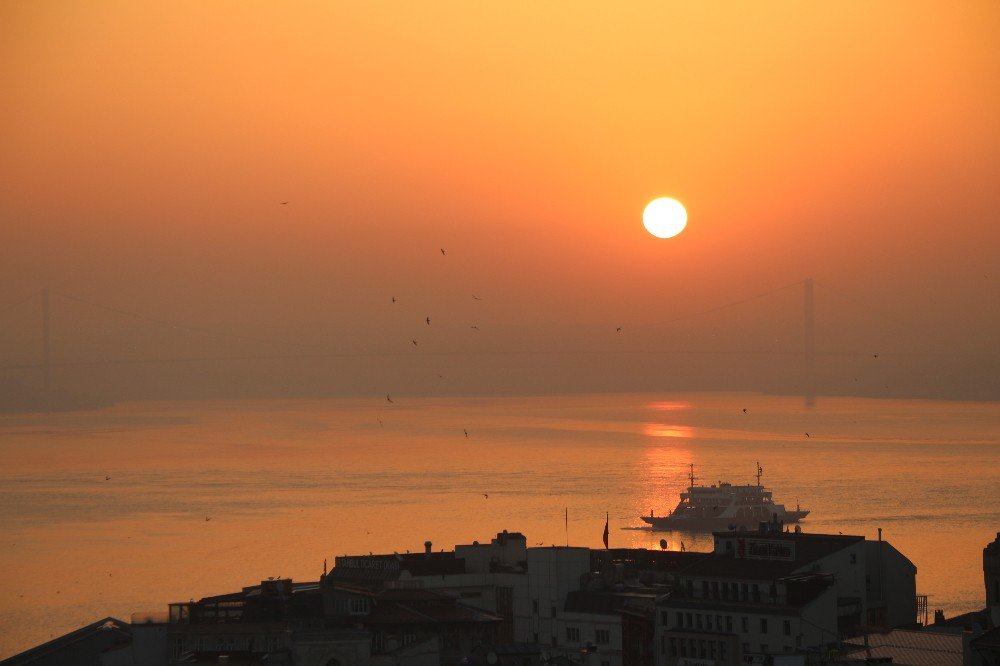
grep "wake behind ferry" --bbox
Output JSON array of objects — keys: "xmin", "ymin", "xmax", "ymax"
[{"xmin": 641, "ymin": 463, "xmax": 809, "ymax": 531}]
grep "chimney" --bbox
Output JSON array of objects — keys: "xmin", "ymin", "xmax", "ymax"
[
  {"xmin": 934, "ymin": 609, "xmax": 945, "ymax": 624},
  {"xmin": 424, "ymin": 540, "xmax": 432, "ymax": 557}
]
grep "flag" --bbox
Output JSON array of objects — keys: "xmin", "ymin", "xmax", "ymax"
[{"xmin": 602, "ymin": 513, "xmax": 609, "ymax": 549}]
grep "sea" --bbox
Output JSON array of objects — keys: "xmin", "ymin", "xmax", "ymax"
[{"xmin": 1, "ymin": 392, "xmax": 998, "ymax": 658}]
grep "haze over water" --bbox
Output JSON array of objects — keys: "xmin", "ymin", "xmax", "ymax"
[{"xmin": 1, "ymin": 392, "xmax": 997, "ymax": 659}]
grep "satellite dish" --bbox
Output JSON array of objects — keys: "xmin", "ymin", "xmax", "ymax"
[{"xmin": 659, "ymin": 539, "xmax": 668, "ymax": 550}]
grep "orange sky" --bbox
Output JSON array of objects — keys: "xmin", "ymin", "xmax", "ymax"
[{"xmin": 1, "ymin": 1, "xmax": 999, "ymax": 399}]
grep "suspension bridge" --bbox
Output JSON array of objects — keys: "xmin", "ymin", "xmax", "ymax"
[{"xmin": 0, "ymin": 280, "xmax": 985, "ymax": 411}]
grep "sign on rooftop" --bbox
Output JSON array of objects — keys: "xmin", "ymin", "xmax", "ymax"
[{"xmin": 736, "ymin": 538, "xmax": 795, "ymax": 561}]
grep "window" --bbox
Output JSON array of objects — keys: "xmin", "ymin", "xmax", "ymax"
[
  {"xmin": 865, "ymin": 575, "xmax": 871, "ymax": 595},
  {"xmin": 712, "ymin": 581, "xmax": 719, "ymax": 598},
  {"xmin": 742, "ymin": 583, "xmax": 749, "ymax": 601},
  {"xmin": 850, "ymin": 553, "xmax": 857, "ymax": 564},
  {"xmin": 726, "ymin": 615, "xmax": 733, "ymax": 632},
  {"xmin": 595, "ymin": 629, "xmax": 610, "ymax": 645},
  {"xmin": 741, "ymin": 617, "xmax": 749, "ymax": 632},
  {"xmin": 752, "ymin": 584, "xmax": 760, "ymax": 602},
  {"xmin": 703, "ymin": 580, "xmax": 710, "ymax": 597},
  {"xmin": 721, "ymin": 642, "xmax": 728, "ymax": 660},
  {"xmin": 742, "ymin": 642, "xmax": 750, "ymax": 654},
  {"xmin": 552, "ymin": 636, "xmax": 557, "ymax": 647},
  {"xmin": 601, "ymin": 661, "xmax": 610, "ymax": 666},
  {"xmin": 760, "ymin": 618, "xmax": 768, "ymax": 633},
  {"xmin": 533, "ymin": 633, "xmax": 538, "ymax": 644},
  {"xmin": 783, "ymin": 620, "xmax": 791, "ymax": 636},
  {"xmin": 686, "ymin": 613, "xmax": 693, "ymax": 628},
  {"xmin": 699, "ymin": 639, "xmax": 706, "ymax": 658},
  {"xmin": 532, "ymin": 600, "xmax": 538, "ymax": 614},
  {"xmin": 350, "ymin": 597, "xmax": 368, "ymax": 614},
  {"xmin": 680, "ymin": 639, "xmax": 687, "ymax": 657},
  {"xmin": 686, "ymin": 579, "xmax": 693, "ymax": 596},
  {"xmin": 566, "ymin": 627, "xmax": 580, "ymax": 642},
  {"xmin": 716, "ymin": 615, "xmax": 723, "ymax": 632},
  {"xmin": 676, "ymin": 611, "xmax": 683, "ymax": 627},
  {"xmin": 761, "ymin": 644, "xmax": 768, "ymax": 654},
  {"xmin": 551, "ymin": 606, "xmax": 557, "ymax": 618},
  {"xmin": 670, "ymin": 638, "xmax": 677, "ymax": 656},
  {"xmin": 784, "ymin": 645, "xmax": 793, "ymax": 652},
  {"xmin": 696, "ymin": 613, "xmax": 703, "ymax": 629}
]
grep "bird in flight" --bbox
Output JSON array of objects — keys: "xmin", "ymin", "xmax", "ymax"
[
  {"xmin": 470, "ymin": 325, "xmax": 480, "ymax": 331},
  {"xmin": 873, "ymin": 354, "xmax": 879, "ymax": 358},
  {"xmin": 472, "ymin": 294, "xmax": 482, "ymax": 300},
  {"xmin": 386, "ymin": 394, "xmax": 393, "ymax": 403},
  {"xmin": 483, "ymin": 493, "xmax": 489, "ymax": 499},
  {"xmin": 205, "ymin": 516, "xmax": 211, "ymax": 522},
  {"xmin": 377, "ymin": 417, "xmax": 383, "ymax": 427},
  {"xmin": 105, "ymin": 476, "xmax": 111, "ymax": 481},
  {"xmin": 391, "ymin": 296, "xmax": 397, "ymax": 303},
  {"xmin": 411, "ymin": 339, "xmax": 418, "ymax": 346},
  {"xmin": 742, "ymin": 408, "xmax": 748, "ymax": 414},
  {"xmin": 280, "ymin": 201, "xmax": 289, "ymax": 205},
  {"xmin": 426, "ymin": 316, "xmax": 431, "ymax": 325},
  {"xmin": 463, "ymin": 429, "xmax": 469, "ymax": 438},
  {"xmin": 805, "ymin": 432, "xmax": 811, "ymax": 437},
  {"xmin": 616, "ymin": 327, "xmax": 622, "ymax": 332},
  {"xmin": 440, "ymin": 248, "xmax": 446, "ymax": 256}
]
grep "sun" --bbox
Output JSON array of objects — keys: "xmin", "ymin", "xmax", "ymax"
[{"xmin": 643, "ymin": 197, "xmax": 687, "ymax": 239}]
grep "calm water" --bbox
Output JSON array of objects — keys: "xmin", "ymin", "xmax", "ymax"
[{"xmin": 1, "ymin": 392, "xmax": 998, "ymax": 658}]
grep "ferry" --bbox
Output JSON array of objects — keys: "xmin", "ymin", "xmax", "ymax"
[{"xmin": 640, "ymin": 463, "xmax": 809, "ymax": 531}]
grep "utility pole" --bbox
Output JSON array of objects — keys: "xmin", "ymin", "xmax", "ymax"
[
  {"xmin": 804, "ymin": 278, "xmax": 815, "ymax": 407},
  {"xmin": 42, "ymin": 287, "xmax": 50, "ymax": 412}
]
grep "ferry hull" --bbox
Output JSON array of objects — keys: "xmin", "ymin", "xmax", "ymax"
[{"xmin": 641, "ymin": 510, "xmax": 810, "ymax": 531}]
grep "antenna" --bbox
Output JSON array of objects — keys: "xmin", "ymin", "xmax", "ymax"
[{"xmin": 756, "ymin": 462, "xmax": 763, "ymax": 487}]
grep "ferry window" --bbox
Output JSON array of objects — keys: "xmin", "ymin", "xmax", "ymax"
[
  {"xmin": 760, "ymin": 618, "xmax": 768, "ymax": 633},
  {"xmin": 783, "ymin": 620, "xmax": 791, "ymax": 636}
]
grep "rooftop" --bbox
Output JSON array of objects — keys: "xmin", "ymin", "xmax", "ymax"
[{"xmin": 838, "ymin": 629, "xmax": 963, "ymax": 666}]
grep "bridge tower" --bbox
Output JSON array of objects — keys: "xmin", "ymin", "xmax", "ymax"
[{"xmin": 803, "ymin": 278, "xmax": 815, "ymax": 407}]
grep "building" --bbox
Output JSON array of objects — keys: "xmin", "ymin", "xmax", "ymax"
[{"xmin": 653, "ymin": 523, "xmax": 917, "ymax": 666}]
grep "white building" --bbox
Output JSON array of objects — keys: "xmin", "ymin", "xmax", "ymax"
[{"xmin": 654, "ymin": 525, "xmax": 917, "ymax": 666}]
